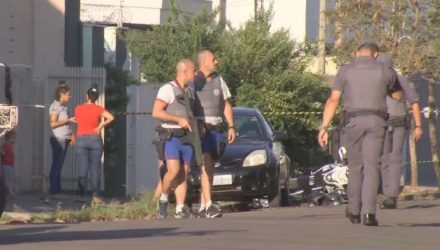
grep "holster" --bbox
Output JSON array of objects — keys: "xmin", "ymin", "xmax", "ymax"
[
  {"xmin": 216, "ymin": 136, "xmax": 227, "ymax": 160},
  {"xmin": 153, "ymin": 138, "xmax": 166, "ymax": 161},
  {"xmin": 205, "ymin": 122, "xmax": 227, "ymax": 133},
  {"xmin": 207, "ymin": 129, "xmax": 228, "ymax": 162},
  {"xmin": 153, "ymin": 127, "xmax": 173, "ymax": 161}
]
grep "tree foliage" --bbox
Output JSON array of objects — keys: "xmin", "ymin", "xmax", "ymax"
[
  {"xmin": 124, "ymin": 3, "xmax": 330, "ymax": 171},
  {"xmin": 123, "ymin": 4, "xmax": 221, "ymax": 83},
  {"xmin": 104, "ymin": 64, "xmax": 134, "ymax": 196},
  {"xmin": 218, "ymin": 9, "xmax": 330, "ymax": 170},
  {"xmin": 328, "ymin": 0, "xmax": 440, "ymax": 77},
  {"xmin": 328, "ymin": 0, "xmax": 440, "ymax": 188}
]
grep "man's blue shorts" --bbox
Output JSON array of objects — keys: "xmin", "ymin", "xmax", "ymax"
[
  {"xmin": 164, "ymin": 136, "xmax": 193, "ymax": 165},
  {"xmin": 202, "ymin": 129, "xmax": 226, "ymax": 155}
]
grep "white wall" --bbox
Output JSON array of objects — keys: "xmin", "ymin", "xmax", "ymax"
[
  {"xmin": 213, "ymin": 0, "xmax": 321, "ymax": 42},
  {"xmin": 81, "ymin": 0, "xmax": 212, "ymax": 25}
]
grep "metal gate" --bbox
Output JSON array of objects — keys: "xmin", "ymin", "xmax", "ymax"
[{"xmin": 43, "ymin": 67, "xmax": 106, "ymax": 192}]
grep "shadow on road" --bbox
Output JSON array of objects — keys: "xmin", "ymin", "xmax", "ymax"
[
  {"xmin": 398, "ymin": 223, "xmax": 440, "ymax": 227},
  {"xmin": 402, "ymin": 204, "xmax": 440, "ymax": 209},
  {"xmin": 0, "ymin": 225, "xmax": 243, "ymax": 245}
]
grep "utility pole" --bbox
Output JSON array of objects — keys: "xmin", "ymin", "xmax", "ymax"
[
  {"xmin": 117, "ymin": 0, "xmax": 124, "ymax": 28},
  {"xmin": 318, "ymin": 0, "xmax": 327, "ymax": 75},
  {"xmin": 334, "ymin": 0, "xmax": 343, "ymax": 48},
  {"xmin": 219, "ymin": 0, "xmax": 227, "ymax": 30},
  {"xmin": 254, "ymin": 0, "xmax": 264, "ymax": 17},
  {"xmin": 254, "ymin": 0, "xmax": 258, "ymax": 17}
]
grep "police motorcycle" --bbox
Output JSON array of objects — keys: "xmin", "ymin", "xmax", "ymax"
[{"xmin": 290, "ymin": 147, "xmax": 348, "ymax": 206}]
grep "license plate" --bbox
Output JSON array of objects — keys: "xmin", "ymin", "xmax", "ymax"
[{"xmin": 213, "ymin": 175, "xmax": 233, "ymax": 186}]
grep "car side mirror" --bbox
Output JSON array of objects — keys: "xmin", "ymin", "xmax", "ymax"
[{"xmin": 272, "ymin": 131, "xmax": 288, "ymax": 142}]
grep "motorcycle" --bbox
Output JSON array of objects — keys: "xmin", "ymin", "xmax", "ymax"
[{"xmin": 290, "ymin": 147, "xmax": 349, "ymax": 206}]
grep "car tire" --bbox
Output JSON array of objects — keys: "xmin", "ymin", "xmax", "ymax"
[
  {"xmin": 280, "ymin": 179, "xmax": 291, "ymax": 207},
  {"xmin": 269, "ymin": 180, "xmax": 282, "ymax": 208}
]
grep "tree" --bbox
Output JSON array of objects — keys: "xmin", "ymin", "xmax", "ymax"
[
  {"xmin": 217, "ymin": 9, "xmax": 330, "ymax": 170},
  {"xmin": 123, "ymin": 3, "xmax": 221, "ymax": 83},
  {"xmin": 124, "ymin": 3, "xmax": 330, "ymax": 172},
  {"xmin": 104, "ymin": 64, "xmax": 133, "ymax": 196},
  {"xmin": 328, "ymin": 0, "xmax": 440, "ymax": 190}
]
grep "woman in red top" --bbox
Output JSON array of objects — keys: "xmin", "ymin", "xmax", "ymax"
[{"xmin": 75, "ymin": 85, "xmax": 114, "ymax": 204}]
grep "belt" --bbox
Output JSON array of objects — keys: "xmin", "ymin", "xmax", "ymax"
[
  {"xmin": 157, "ymin": 127, "xmax": 188, "ymax": 138},
  {"xmin": 205, "ymin": 122, "xmax": 226, "ymax": 131},
  {"xmin": 388, "ymin": 116, "xmax": 408, "ymax": 128},
  {"xmin": 344, "ymin": 110, "xmax": 389, "ymax": 120}
]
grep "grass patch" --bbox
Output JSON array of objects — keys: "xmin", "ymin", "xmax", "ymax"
[
  {"xmin": 399, "ymin": 186, "xmax": 440, "ymax": 201},
  {"xmin": 1, "ymin": 191, "xmax": 159, "ymax": 224}
]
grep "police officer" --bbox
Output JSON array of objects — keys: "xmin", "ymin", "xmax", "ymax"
[
  {"xmin": 193, "ymin": 50, "xmax": 236, "ymax": 218},
  {"xmin": 377, "ymin": 54, "xmax": 423, "ymax": 209},
  {"xmin": 318, "ymin": 42, "xmax": 403, "ymax": 226},
  {"xmin": 152, "ymin": 59, "xmax": 196, "ymax": 219}
]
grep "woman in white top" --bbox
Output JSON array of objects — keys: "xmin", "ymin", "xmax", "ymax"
[{"xmin": 48, "ymin": 80, "xmax": 76, "ymax": 195}]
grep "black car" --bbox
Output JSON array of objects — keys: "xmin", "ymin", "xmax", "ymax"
[{"xmin": 188, "ymin": 107, "xmax": 291, "ymax": 207}]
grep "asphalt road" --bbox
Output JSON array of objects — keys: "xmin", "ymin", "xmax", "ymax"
[{"xmin": 1, "ymin": 199, "xmax": 440, "ymax": 250}]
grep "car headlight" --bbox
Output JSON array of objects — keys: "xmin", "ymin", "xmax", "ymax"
[{"xmin": 243, "ymin": 150, "xmax": 267, "ymax": 167}]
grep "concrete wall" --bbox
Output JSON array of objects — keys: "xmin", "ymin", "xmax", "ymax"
[
  {"xmin": 0, "ymin": 0, "xmax": 66, "ymax": 78},
  {"xmin": 0, "ymin": 0, "xmax": 67, "ymax": 192},
  {"xmin": 0, "ymin": 0, "xmax": 34, "ymax": 66},
  {"xmin": 126, "ymin": 84, "xmax": 160, "ymax": 196}
]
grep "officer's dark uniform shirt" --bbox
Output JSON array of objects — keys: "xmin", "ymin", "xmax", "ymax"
[{"xmin": 332, "ymin": 56, "xmax": 399, "ymax": 112}]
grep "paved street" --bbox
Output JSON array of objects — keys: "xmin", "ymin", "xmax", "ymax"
[{"xmin": 1, "ymin": 199, "xmax": 440, "ymax": 250}]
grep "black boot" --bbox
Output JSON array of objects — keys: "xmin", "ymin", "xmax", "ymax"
[
  {"xmin": 363, "ymin": 214, "xmax": 379, "ymax": 226},
  {"xmin": 380, "ymin": 197, "xmax": 397, "ymax": 209},
  {"xmin": 345, "ymin": 206, "xmax": 361, "ymax": 224}
]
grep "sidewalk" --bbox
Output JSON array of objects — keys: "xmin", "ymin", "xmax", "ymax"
[
  {"xmin": 4, "ymin": 185, "xmax": 439, "ymax": 214},
  {"xmin": 4, "ymin": 193, "xmax": 88, "ymax": 214}
]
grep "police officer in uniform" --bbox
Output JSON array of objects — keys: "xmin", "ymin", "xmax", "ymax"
[
  {"xmin": 376, "ymin": 54, "xmax": 423, "ymax": 209},
  {"xmin": 152, "ymin": 59, "xmax": 196, "ymax": 219},
  {"xmin": 193, "ymin": 50, "xmax": 236, "ymax": 218},
  {"xmin": 318, "ymin": 42, "xmax": 403, "ymax": 226}
]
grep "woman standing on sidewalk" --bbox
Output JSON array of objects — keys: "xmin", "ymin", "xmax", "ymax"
[
  {"xmin": 49, "ymin": 81, "xmax": 76, "ymax": 196},
  {"xmin": 75, "ymin": 85, "xmax": 114, "ymax": 204}
]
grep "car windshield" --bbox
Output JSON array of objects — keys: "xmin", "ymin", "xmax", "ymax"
[{"xmin": 235, "ymin": 114, "xmax": 265, "ymax": 141}]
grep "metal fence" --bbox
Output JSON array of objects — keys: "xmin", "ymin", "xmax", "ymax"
[
  {"xmin": 0, "ymin": 66, "xmax": 106, "ymax": 193},
  {"xmin": 42, "ymin": 67, "xmax": 106, "ymax": 192}
]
